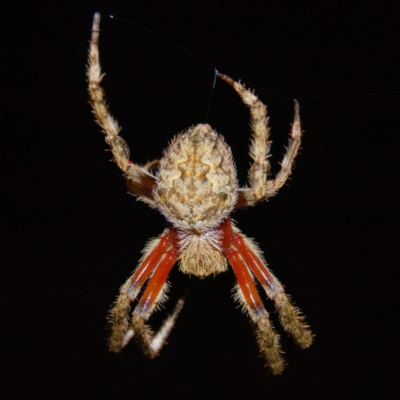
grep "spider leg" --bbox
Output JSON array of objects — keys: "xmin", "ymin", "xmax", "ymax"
[
  {"xmin": 220, "ymin": 221, "xmax": 284, "ymax": 373},
  {"xmin": 232, "ymin": 232, "xmax": 314, "ymax": 349},
  {"xmin": 267, "ymin": 101, "xmax": 302, "ymax": 195},
  {"xmin": 108, "ymin": 229, "xmax": 182, "ymax": 354},
  {"xmin": 217, "ymin": 73, "xmax": 272, "ymax": 204},
  {"xmin": 217, "ymin": 73, "xmax": 302, "ymax": 206},
  {"xmin": 225, "ymin": 245, "xmax": 285, "ymax": 374},
  {"xmin": 87, "ymin": 13, "xmax": 157, "ymax": 204},
  {"xmin": 130, "ymin": 243, "xmax": 181, "ymax": 358}
]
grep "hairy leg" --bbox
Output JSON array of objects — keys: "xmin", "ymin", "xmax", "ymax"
[
  {"xmin": 232, "ymin": 231, "xmax": 313, "ymax": 349},
  {"xmin": 219, "ymin": 219, "xmax": 284, "ymax": 373},
  {"xmin": 217, "ymin": 73, "xmax": 302, "ymax": 205},
  {"xmin": 87, "ymin": 13, "xmax": 156, "ymax": 203},
  {"xmin": 130, "ymin": 244, "xmax": 181, "ymax": 358},
  {"xmin": 267, "ymin": 101, "xmax": 302, "ymax": 195},
  {"xmin": 108, "ymin": 230, "xmax": 181, "ymax": 352},
  {"xmin": 217, "ymin": 73, "xmax": 272, "ymax": 204},
  {"xmin": 226, "ymin": 245, "xmax": 285, "ymax": 374}
]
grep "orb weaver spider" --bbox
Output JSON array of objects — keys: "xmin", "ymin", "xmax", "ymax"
[{"xmin": 87, "ymin": 13, "xmax": 313, "ymax": 374}]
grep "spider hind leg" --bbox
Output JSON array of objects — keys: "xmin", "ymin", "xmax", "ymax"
[{"xmin": 217, "ymin": 72, "xmax": 302, "ymax": 206}]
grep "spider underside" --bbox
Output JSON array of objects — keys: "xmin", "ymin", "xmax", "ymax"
[{"xmin": 87, "ymin": 13, "xmax": 313, "ymax": 374}]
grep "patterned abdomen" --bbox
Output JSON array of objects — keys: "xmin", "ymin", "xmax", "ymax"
[{"xmin": 155, "ymin": 124, "xmax": 238, "ymax": 231}]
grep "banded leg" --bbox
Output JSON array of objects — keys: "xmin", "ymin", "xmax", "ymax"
[
  {"xmin": 218, "ymin": 73, "xmax": 272, "ymax": 204},
  {"xmin": 108, "ymin": 230, "xmax": 182, "ymax": 353},
  {"xmin": 232, "ymin": 232, "xmax": 313, "ymax": 349},
  {"xmin": 87, "ymin": 13, "xmax": 157, "ymax": 203},
  {"xmin": 217, "ymin": 73, "xmax": 302, "ymax": 205},
  {"xmin": 269, "ymin": 101, "xmax": 302, "ymax": 194},
  {"xmin": 224, "ymin": 241, "xmax": 285, "ymax": 374}
]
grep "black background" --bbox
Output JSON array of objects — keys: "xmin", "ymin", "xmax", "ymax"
[{"xmin": 3, "ymin": 1, "xmax": 399, "ymax": 399}]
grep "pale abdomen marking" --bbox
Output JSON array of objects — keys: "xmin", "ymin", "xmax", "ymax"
[{"xmin": 156, "ymin": 124, "xmax": 238, "ymax": 230}]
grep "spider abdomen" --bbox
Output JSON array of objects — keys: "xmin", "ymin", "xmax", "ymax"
[{"xmin": 155, "ymin": 124, "xmax": 238, "ymax": 231}]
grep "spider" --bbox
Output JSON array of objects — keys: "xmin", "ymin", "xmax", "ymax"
[{"xmin": 87, "ymin": 13, "xmax": 313, "ymax": 374}]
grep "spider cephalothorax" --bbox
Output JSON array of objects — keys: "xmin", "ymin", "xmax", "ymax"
[{"xmin": 88, "ymin": 13, "xmax": 313, "ymax": 374}]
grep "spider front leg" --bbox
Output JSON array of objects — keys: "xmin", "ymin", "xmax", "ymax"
[
  {"xmin": 217, "ymin": 73, "xmax": 302, "ymax": 206},
  {"xmin": 220, "ymin": 219, "xmax": 313, "ymax": 373},
  {"xmin": 226, "ymin": 247, "xmax": 285, "ymax": 374},
  {"xmin": 108, "ymin": 229, "xmax": 183, "ymax": 357},
  {"xmin": 232, "ymin": 233, "xmax": 314, "ymax": 349},
  {"xmin": 130, "ymin": 242, "xmax": 181, "ymax": 358},
  {"xmin": 220, "ymin": 221, "xmax": 285, "ymax": 374}
]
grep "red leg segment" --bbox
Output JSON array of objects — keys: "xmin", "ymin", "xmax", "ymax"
[
  {"xmin": 233, "ymin": 232, "xmax": 313, "ymax": 348},
  {"xmin": 232, "ymin": 233, "xmax": 280, "ymax": 295},
  {"xmin": 126, "ymin": 232, "xmax": 175, "ymax": 294},
  {"xmin": 220, "ymin": 219, "xmax": 284, "ymax": 374},
  {"xmin": 135, "ymin": 246, "xmax": 179, "ymax": 319},
  {"xmin": 108, "ymin": 228, "xmax": 180, "ymax": 353},
  {"xmin": 220, "ymin": 218, "xmax": 313, "ymax": 350},
  {"xmin": 130, "ymin": 243, "xmax": 180, "ymax": 358}
]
